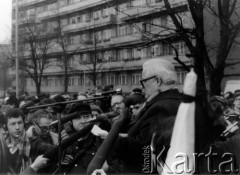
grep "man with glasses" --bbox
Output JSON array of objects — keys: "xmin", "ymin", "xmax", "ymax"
[
  {"xmin": 27, "ymin": 109, "xmax": 70, "ymax": 173},
  {"xmin": 107, "ymin": 58, "xmax": 182, "ymax": 173},
  {"xmin": 110, "ymin": 95, "xmax": 125, "ymax": 123}
]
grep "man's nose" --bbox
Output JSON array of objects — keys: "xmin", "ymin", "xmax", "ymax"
[{"xmin": 15, "ymin": 123, "xmax": 20, "ymax": 129}]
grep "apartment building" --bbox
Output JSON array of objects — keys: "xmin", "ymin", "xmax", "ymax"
[
  {"xmin": 12, "ymin": 0, "xmax": 191, "ymax": 94},
  {"xmin": 0, "ymin": 44, "xmax": 13, "ymax": 97}
]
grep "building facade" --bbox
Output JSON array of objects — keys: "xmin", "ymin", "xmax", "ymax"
[
  {"xmin": 0, "ymin": 44, "xmax": 13, "ymax": 97},
  {"xmin": 12, "ymin": 0, "xmax": 191, "ymax": 95}
]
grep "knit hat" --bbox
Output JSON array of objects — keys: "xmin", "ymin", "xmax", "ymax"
[
  {"xmin": 68, "ymin": 103, "xmax": 91, "ymax": 114},
  {"xmin": 124, "ymin": 93, "xmax": 145, "ymax": 108}
]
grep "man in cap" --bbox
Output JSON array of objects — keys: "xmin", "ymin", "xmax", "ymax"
[{"xmin": 63, "ymin": 103, "xmax": 102, "ymax": 174}]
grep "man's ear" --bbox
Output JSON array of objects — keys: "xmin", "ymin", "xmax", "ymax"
[{"xmin": 156, "ymin": 77, "xmax": 162, "ymax": 87}]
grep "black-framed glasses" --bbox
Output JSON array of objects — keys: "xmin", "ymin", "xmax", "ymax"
[
  {"xmin": 140, "ymin": 75, "xmax": 157, "ymax": 88},
  {"xmin": 35, "ymin": 122, "xmax": 50, "ymax": 133}
]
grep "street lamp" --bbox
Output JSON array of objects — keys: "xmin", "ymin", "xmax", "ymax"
[{"xmin": 15, "ymin": 0, "xmax": 19, "ymax": 98}]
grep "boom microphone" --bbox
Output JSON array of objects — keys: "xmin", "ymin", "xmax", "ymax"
[
  {"xmin": 50, "ymin": 112, "xmax": 79, "ymax": 127},
  {"xmin": 87, "ymin": 108, "xmax": 129, "ymax": 174},
  {"xmin": 86, "ymin": 111, "xmax": 119, "ymax": 123},
  {"xmin": 43, "ymin": 123, "xmax": 94, "ymax": 159},
  {"xmin": 95, "ymin": 88, "xmax": 122, "ymax": 96}
]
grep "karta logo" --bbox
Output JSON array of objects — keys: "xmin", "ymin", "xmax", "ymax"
[{"xmin": 144, "ymin": 146, "xmax": 240, "ymax": 174}]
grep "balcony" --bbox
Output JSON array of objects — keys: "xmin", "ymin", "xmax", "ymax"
[
  {"xmin": 62, "ymin": 14, "xmax": 117, "ymax": 32},
  {"xmin": 119, "ymin": 0, "xmax": 188, "ymax": 21},
  {"xmin": 110, "ymin": 34, "xmax": 144, "ymax": 46},
  {"xmin": 59, "ymin": 0, "xmax": 105, "ymax": 15},
  {"xmin": 37, "ymin": 10, "xmax": 58, "ymax": 20},
  {"xmin": 13, "ymin": 0, "xmax": 50, "ymax": 8}
]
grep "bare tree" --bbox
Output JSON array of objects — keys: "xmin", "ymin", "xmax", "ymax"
[
  {"xmin": 162, "ymin": 0, "xmax": 240, "ymax": 96},
  {"xmin": 0, "ymin": 45, "xmax": 13, "ymax": 97},
  {"xmin": 16, "ymin": 16, "xmax": 54, "ymax": 95},
  {"xmin": 83, "ymin": 27, "xmax": 105, "ymax": 88},
  {"xmin": 116, "ymin": 0, "xmax": 240, "ymax": 96}
]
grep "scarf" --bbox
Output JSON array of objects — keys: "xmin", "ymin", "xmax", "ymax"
[{"xmin": 6, "ymin": 131, "xmax": 32, "ymax": 173}]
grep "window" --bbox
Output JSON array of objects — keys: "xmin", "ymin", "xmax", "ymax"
[
  {"xmin": 78, "ymin": 77, "xmax": 83, "ymax": 86},
  {"xmin": 67, "ymin": 0, "xmax": 73, "ymax": 5},
  {"xmin": 68, "ymin": 57, "xmax": 75, "ymax": 66},
  {"xmin": 119, "ymin": 74, "xmax": 127, "ymax": 85},
  {"xmin": 69, "ymin": 77, "xmax": 75, "ymax": 86},
  {"xmin": 95, "ymin": 31, "xmax": 102, "ymax": 42},
  {"xmin": 68, "ymin": 36, "xmax": 74, "ymax": 45},
  {"xmin": 110, "ymin": 50, "xmax": 117, "ymax": 61},
  {"xmin": 172, "ymin": 42, "xmax": 186, "ymax": 55},
  {"xmin": 133, "ymin": 48, "xmax": 143, "ymax": 59},
  {"xmin": 107, "ymin": 74, "xmax": 116, "ymax": 85},
  {"xmin": 142, "ymin": 22, "xmax": 151, "ymax": 32},
  {"xmin": 85, "ymin": 12, "xmax": 92, "ymax": 22},
  {"xmin": 54, "ymin": 78, "xmax": 59, "ymax": 86},
  {"xmin": 94, "ymin": 10, "xmax": 101, "ymax": 20},
  {"xmin": 118, "ymin": 49, "xmax": 128, "ymax": 61},
  {"xmin": 71, "ymin": 17, "xmax": 76, "ymax": 24},
  {"xmin": 77, "ymin": 15, "xmax": 82, "ymax": 23},
  {"xmin": 177, "ymin": 71, "xmax": 187, "ymax": 84},
  {"xmin": 103, "ymin": 29, "xmax": 110, "ymax": 40},
  {"xmin": 127, "ymin": 0, "xmax": 133, "ymax": 8},
  {"xmin": 118, "ymin": 25, "xmax": 127, "ymax": 36},
  {"xmin": 96, "ymin": 78, "xmax": 101, "ymax": 85},
  {"xmin": 42, "ymin": 5, "xmax": 48, "ymax": 12},
  {"xmin": 102, "ymin": 8, "xmax": 108, "ymax": 17},
  {"xmin": 132, "ymin": 74, "xmax": 141, "ymax": 85},
  {"xmin": 103, "ymin": 51, "xmax": 109, "ymax": 61}
]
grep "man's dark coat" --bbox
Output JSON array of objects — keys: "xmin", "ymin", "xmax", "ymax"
[{"xmin": 108, "ymin": 89, "xmax": 181, "ymax": 173}]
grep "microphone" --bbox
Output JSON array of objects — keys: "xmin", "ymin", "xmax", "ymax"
[
  {"xmin": 50, "ymin": 112, "xmax": 79, "ymax": 127},
  {"xmin": 86, "ymin": 111, "xmax": 119, "ymax": 123},
  {"xmin": 43, "ymin": 123, "xmax": 94, "ymax": 159},
  {"xmin": 95, "ymin": 88, "xmax": 122, "ymax": 96}
]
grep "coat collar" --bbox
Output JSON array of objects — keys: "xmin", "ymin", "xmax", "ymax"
[{"xmin": 129, "ymin": 89, "xmax": 181, "ymax": 126}]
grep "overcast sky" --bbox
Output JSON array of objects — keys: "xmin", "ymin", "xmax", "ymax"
[{"xmin": 0, "ymin": 1, "xmax": 12, "ymax": 44}]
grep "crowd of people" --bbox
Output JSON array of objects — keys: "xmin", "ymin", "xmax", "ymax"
[{"xmin": 0, "ymin": 58, "xmax": 239, "ymax": 175}]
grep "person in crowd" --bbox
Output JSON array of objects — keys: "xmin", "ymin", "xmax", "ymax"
[
  {"xmin": 208, "ymin": 96, "xmax": 229, "ymax": 140},
  {"xmin": 5, "ymin": 108, "xmax": 31, "ymax": 174},
  {"xmin": 110, "ymin": 95, "xmax": 125, "ymax": 123},
  {"xmin": 27, "ymin": 109, "xmax": 70, "ymax": 173},
  {"xmin": 233, "ymin": 92, "xmax": 240, "ymax": 114},
  {"xmin": 63, "ymin": 103, "xmax": 105, "ymax": 174},
  {"xmin": 106, "ymin": 58, "xmax": 182, "ymax": 173},
  {"xmin": 224, "ymin": 91, "xmax": 234, "ymax": 107},
  {"xmin": 124, "ymin": 92, "xmax": 145, "ymax": 120},
  {"xmin": 27, "ymin": 109, "xmax": 67, "ymax": 157},
  {"xmin": 0, "ymin": 111, "xmax": 6, "ymax": 137},
  {"xmin": 72, "ymin": 93, "xmax": 78, "ymax": 100},
  {"xmin": 6, "ymin": 89, "xmax": 19, "ymax": 108},
  {"xmin": 77, "ymin": 92, "xmax": 88, "ymax": 101},
  {"xmin": 0, "ymin": 123, "xmax": 8, "ymax": 173},
  {"xmin": 131, "ymin": 87, "xmax": 143, "ymax": 94},
  {"xmin": 90, "ymin": 104, "xmax": 103, "ymax": 118}
]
